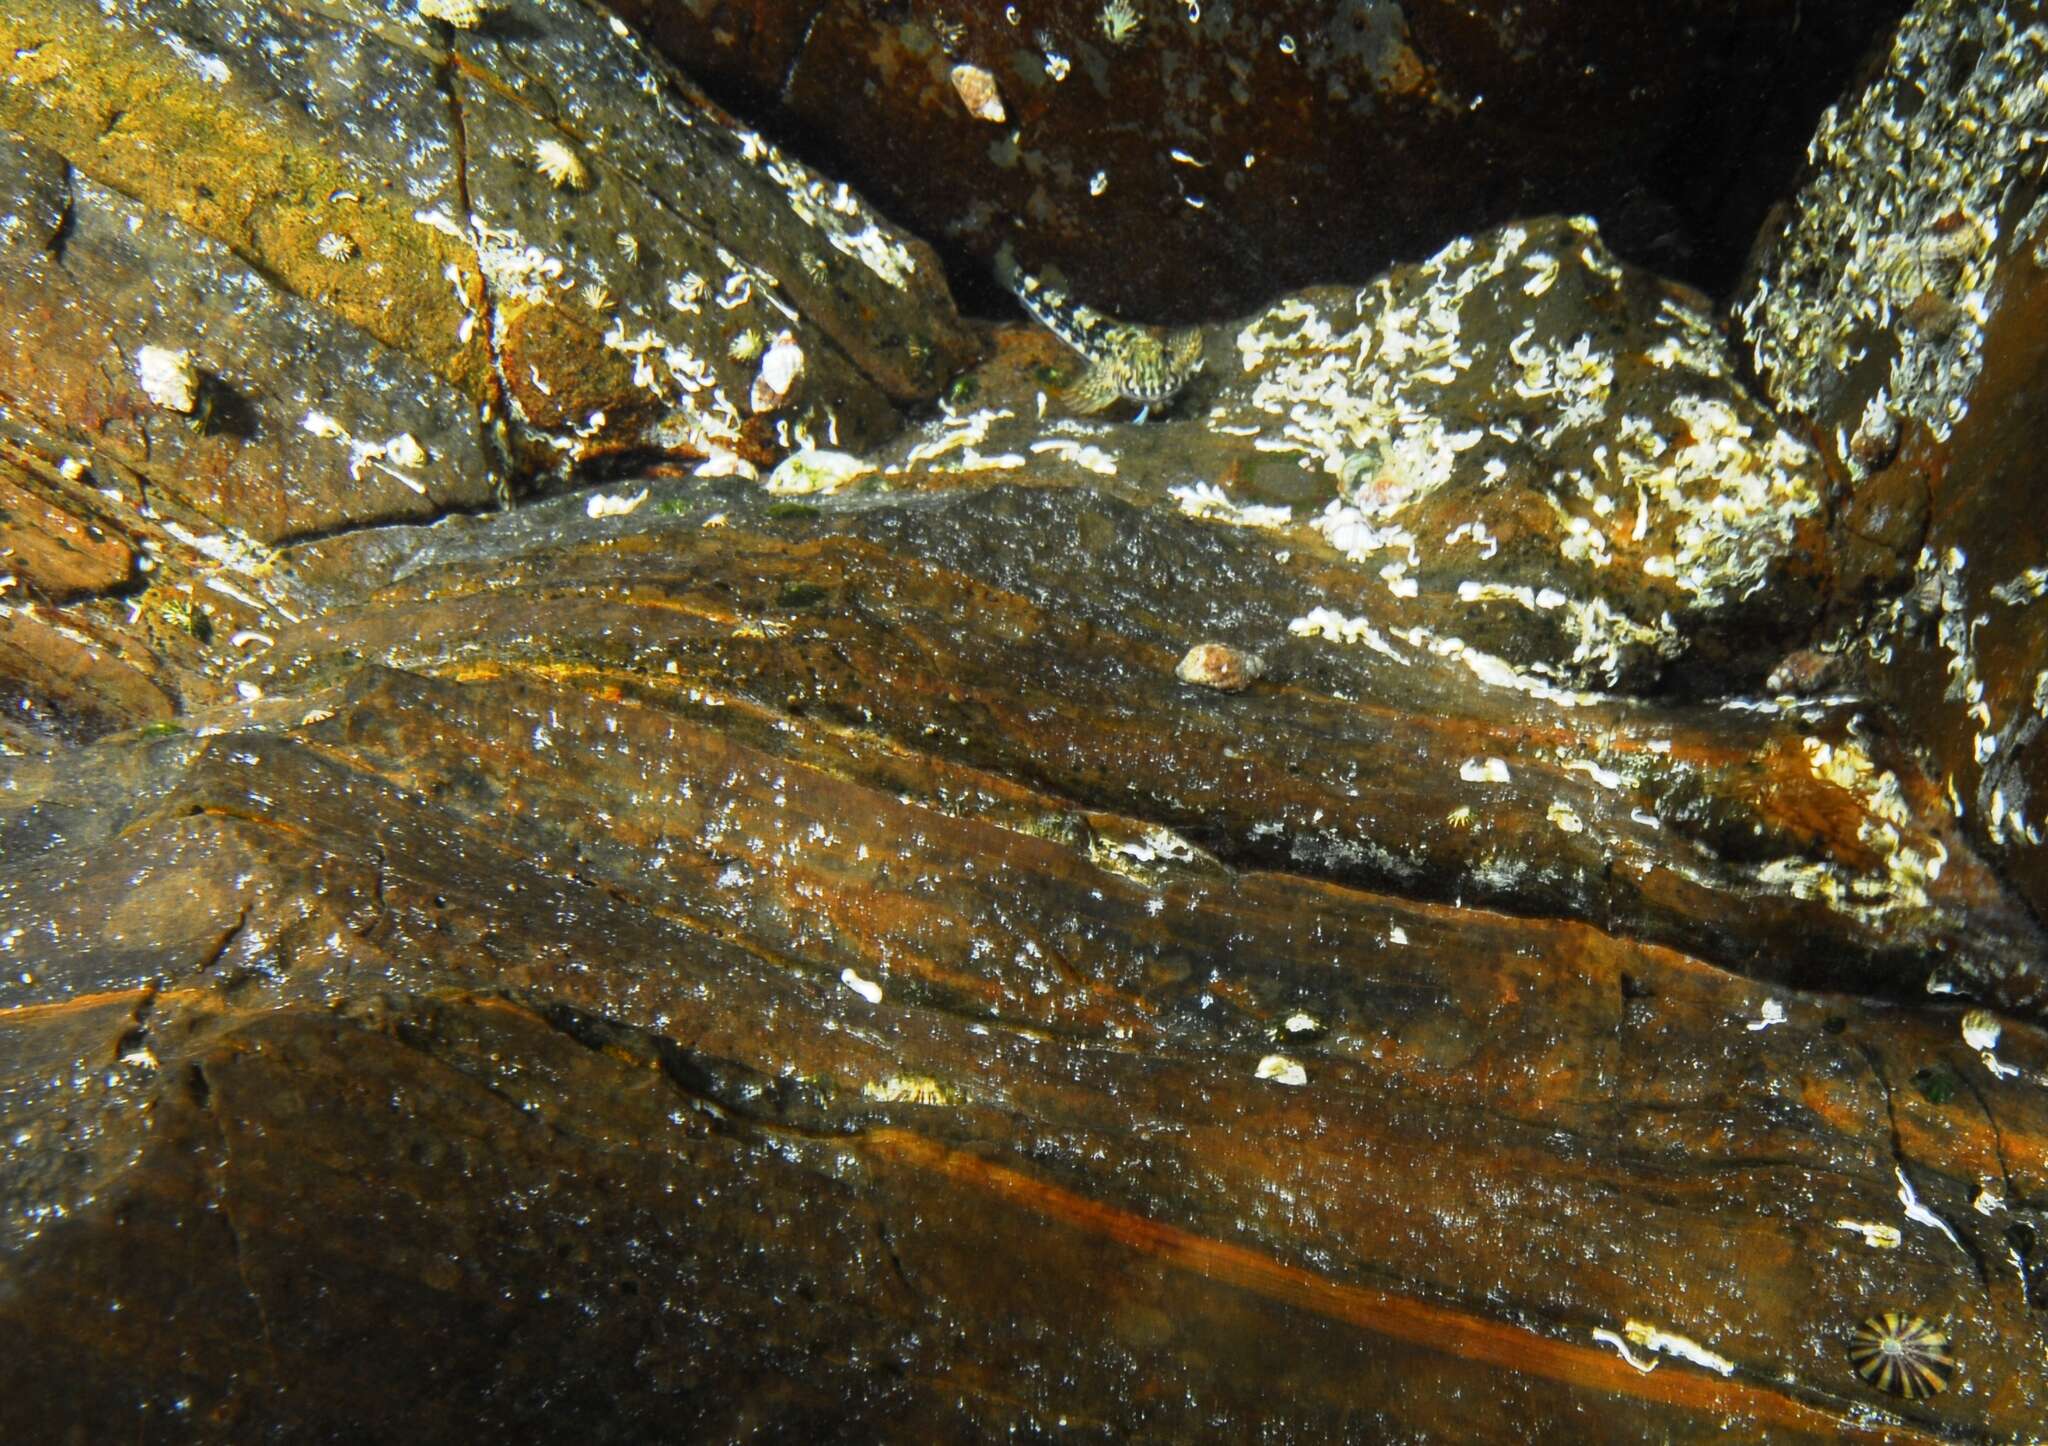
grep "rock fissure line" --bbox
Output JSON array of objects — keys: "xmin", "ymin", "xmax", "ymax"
[
  {"xmin": 437, "ymin": 50, "xmax": 510, "ymax": 499},
  {"xmin": 192, "ymin": 1058, "xmax": 284, "ymax": 1388},
  {"xmin": 861, "ymin": 1126, "xmax": 1940, "ymax": 1442},
  {"xmin": 1856, "ymin": 1039, "xmax": 1990, "ymax": 1287}
]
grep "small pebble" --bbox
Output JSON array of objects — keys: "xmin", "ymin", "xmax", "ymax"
[{"xmin": 1175, "ymin": 642, "xmax": 1263, "ymax": 692}]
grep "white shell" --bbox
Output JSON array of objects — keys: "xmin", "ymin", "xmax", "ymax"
[
  {"xmin": 840, "ymin": 968, "xmax": 883, "ymax": 1004},
  {"xmin": 749, "ymin": 331, "xmax": 805, "ymax": 413},
  {"xmin": 133, "ymin": 346, "xmax": 200, "ymax": 413},
  {"xmin": 1255, "ymin": 1054, "xmax": 1307, "ymax": 1087},
  {"xmin": 1174, "ymin": 642, "xmax": 1263, "ymax": 692},
  {"xmin": 1961, "ymin": 1007, "xmax": 2001, "ymax": 1051},
  {"xmin": 948, "ymin": 64, "xmax": 1007, "ymax": 124},
  {"xmin": 383, "ymin": 432, "xmax": 429, "ymax": 469},
  {"xmin": 585, "ymin": 488, "xmax": 649, "ymax": 519},
  {"xmin": 766, "ymin": 448, "xmax": 870, "ymax": 496}
]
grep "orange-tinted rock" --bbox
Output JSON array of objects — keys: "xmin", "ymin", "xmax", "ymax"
[
  {"xmin": 6, "ymin": 1, "xmax": 2048, "ymax": 1439},
  {"xmin": 0, "ymin": 134, "xmax": 501, "ymax": 542},
  {"xmin": 0, "ymin": 0, "xmax": 973, "ymax": 499},
  {"xmin": 230, "ymin": 479, "xmax": 2037, "ymax": 1012},
  {"xmin": 0, "ymin": 467, "xmax": 135, "ymax": 602},
  {"xmin": 1, "ymin": 644, "xmax": 2043, "ymax": 1438},
  {"xmin": 0, "ymin": 607, "xmax": 176, "ymax": 743}
]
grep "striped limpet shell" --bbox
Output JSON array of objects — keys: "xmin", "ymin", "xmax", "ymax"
[{"xmin": 1848, "ymin": 1312, "xmax": 1955, "ymax": 1399}]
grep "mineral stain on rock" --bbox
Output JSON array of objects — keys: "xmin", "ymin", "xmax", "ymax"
[{"xmin": 2, "ymin": 0, "xmax": 2048, "ymax": 1441}]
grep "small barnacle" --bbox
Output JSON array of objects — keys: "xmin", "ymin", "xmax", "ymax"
[
  {"xmin": 150, "ymin": 591, "xmax": 211, "ymax": 642},
  {"xmin": 1960, "ymin": 1008, "xmax": 2000, "ymax": 1052},
  {"xmin": 1338, "ymin": 442, "xmax": 1419, "ymax": 514},
  {"xmin": 749, "ymin": 330, "xmax": 805, "ymax": 413},
  {"xmin": 1043, "ymin": 49, "xmax": 1072, "ymax": 82},
  {"xmin": 800, "ymin": 250, "xmax": 831, "ymax": 283},
  {"xmin": 316, "ymin": 232, "xmax": 357, "ymax": 262},
  {"xmin": 765, "ymin": 448, "xmax": 871, "ymax": 496},
  {"xmin": 532, "ymin": 137, "xmax": 589, "ymax": 191},
  {"xmin": 727, "ymin": 327, "xmax": 765, "ymax": 364},
  {"xmin": 1848, "ymin": 1313, "xmax": 1954, "ymax": 1400},
  {"xmin": 949, "ymin": 63, "xmax": 1008, "ymax": 123},
  {"xmin": 383, "ymin": 432, "xmax": 429, "ymax": 469},
  {"xmin": 1897, "ymin": 289, "xmax": 1964, "ymax": 342},
  {"xmin": 1254, "ymin": 1054, "xmax": 1307, "ymax": 1087},
  {"xmin": 1337, "ymin": 443, "xmax": 1385, "ymax": 493},
  {"xmin": 418, "ymin": 0, "xmax": 492, "ymax": 27},
  {"xmin": 862, "ymin": 1075, "xmax": 954, "ymax": 1106},
  {"xmin": 615, "ymin": 231, "xmax": 640, "ymax": 264},
  {"xmin": 1848, "ymin": 395, "xmax": 1900, "ymax": 471},
  {"xmin": 1099, "ymin": 0, "xmax": 1143, "ymax": 45},
  {"xmin": 580, "ymin": 281, "xmax": 614, "ymax": 314},
  {"xmin": 1175, "ymin": 642, "xmax": 1263, "ymax": 692}
]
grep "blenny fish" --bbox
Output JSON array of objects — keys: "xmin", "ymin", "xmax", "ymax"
[{"xmin": 995, "ymin": 245, "xmax": 1204, "ymax": 420}]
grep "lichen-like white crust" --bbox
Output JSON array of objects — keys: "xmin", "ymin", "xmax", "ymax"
[
  {"xmin": 732, "ymin": 131, "xmax": 921, "ymax": 291},
  {"xmin": 1735, "ymin": 0, "xmax": 2047, "ymax": 447},
  {"xmin": 1228, "ymin": 217, "xmax": 1819, "ymax": 688}
]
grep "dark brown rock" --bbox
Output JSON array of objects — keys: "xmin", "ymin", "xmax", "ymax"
[
  {"xmin": 606, "ymin": 0, "xmax": 1912, "ymax": 320},
  {"xmin": 0, "ymin": 607, "xmax": 177, "ymax": 744},
  {"xmin": 4, "ymin": 1, "xmax": 2047, "ymax": 1440},
  {"xmin": 1734, "ymin": 0, "xmax": 2048, "ymax": 940},
  {"xmin": 2, "ymin": 628, "xmax": 2045, "ymax": 1438}
]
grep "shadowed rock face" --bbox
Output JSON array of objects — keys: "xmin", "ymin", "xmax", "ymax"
[
  {"xmin": 2, "ymin": 0, "xmax": 2047, "ymax": 1441},
  {"xmin": 603, "ymin": 0, "xmax": 1914, "ymax": 320}
]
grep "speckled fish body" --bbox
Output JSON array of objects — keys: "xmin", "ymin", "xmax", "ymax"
[{"xmin": 996, "ymin": 246, "xmax": 1203, "ymax": 416}]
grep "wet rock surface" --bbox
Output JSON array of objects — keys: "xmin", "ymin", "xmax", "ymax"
[
  {"xmin": 1735, "ymin": 0, "xmax": 2048, "ymax": 952},
  {"xmin": 3, "ymin": 0, "xmax": 2048, "ymax": 1440}
]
